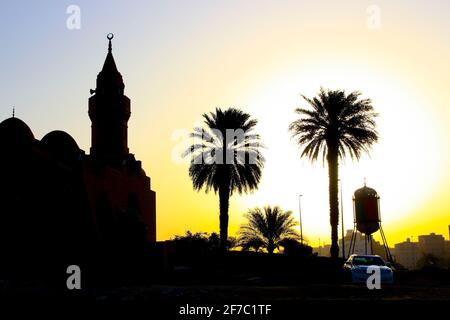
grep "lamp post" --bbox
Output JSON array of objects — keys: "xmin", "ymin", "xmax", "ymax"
[
  {"xmin": 299, "ymin": 194, "xmax": 303, "ymax": 245},
  {"xmin": 339, "ymin": 179, "xmax": 345, "ymax": 259}
]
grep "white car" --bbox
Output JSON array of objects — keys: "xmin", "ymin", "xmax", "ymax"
[{"xmin": 343, "ymin": 254, "xmax": 394, "ymax": 284}]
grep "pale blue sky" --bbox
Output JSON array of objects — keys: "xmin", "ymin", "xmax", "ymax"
[{"xmin": 1, "ymin": 1, "xmax": 450, "ymax": 242}]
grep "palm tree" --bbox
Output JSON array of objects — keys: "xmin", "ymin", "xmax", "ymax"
[
  {"xmin": 240, "ymin": 237, "xmax": 265, "ymax": 252},
  {"xmin": 238, "ymin": 206, "xmax": 300, "ymax": 254},
  {"xmin": 184, "ymin": 108, "xmax": 264, "ymax": 251},
  {"xmin": 289, "ymin": 88, "xmax": 378, "ymax": 259}
]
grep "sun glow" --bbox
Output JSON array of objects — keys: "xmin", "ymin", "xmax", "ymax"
[
  {"xmin": 2, "ymin": 1, "xmax": 450, "ymax": 246},
  {"xmin": 233, "ymin": 61, "xmax": 445, "ymax": 246}
]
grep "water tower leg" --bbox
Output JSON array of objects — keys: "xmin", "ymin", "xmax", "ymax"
[
  {"xmin": 364, "ymin": 234, "xmax": 368, "ymax": 254},
  {"xmin": 348, "ymin": 224, "xmax": 357, "ymax": 257},
  {"xmin": 370, "ymin": 235, "xmax": 374, "ymax": 255},
  {"xmin": 379, "ymin": 225, "xmax": 392, "ymax": 262},
  {"xmin": 352, "ymin": 227, "xmax": 357, "ymax": 254}
]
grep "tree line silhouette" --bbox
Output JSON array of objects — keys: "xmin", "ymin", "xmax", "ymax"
[{"xmin": 184, "ymin": 88, "xmax": 379, "ymax": 258}]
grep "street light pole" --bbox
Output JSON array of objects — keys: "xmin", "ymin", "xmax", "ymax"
[
  {"xmin": 339, "ymin": 179, "xmax": 345, "ymax": 259},
  {"xmin": 299, "ymin": 194, "xmax": 303, "ymax": 245}
]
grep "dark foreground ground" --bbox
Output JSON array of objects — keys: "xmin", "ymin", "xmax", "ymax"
[
  {"xmin": 1, "ymin": 251, "xmax": 449, "ymax": 317},
  {"xmin": 3, "ymin": 271, "xmax": 450, "ymax": 301},
  {"xmin": 2, "ymin": 278, "xmax": 449, "ymax": 318}
]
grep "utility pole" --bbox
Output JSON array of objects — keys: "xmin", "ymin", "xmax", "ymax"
[
  {"xmin": 299, "ymin": 194, "xmax": 303, "ymax": 245},
  {"xmin": 339, "ymin": 179, "xmax": 345, "ymax": 259}
]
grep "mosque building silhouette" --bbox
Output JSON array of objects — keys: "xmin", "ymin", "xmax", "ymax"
[{"xmin": 0, "ymin": 35, "xmax": 156, "ymax": 262}]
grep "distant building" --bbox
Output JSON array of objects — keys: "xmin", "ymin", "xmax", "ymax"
[
  {"xmin": 446, "ymin": 240, "xmax": 450, "ymax": 260},
  {"xmin": 447, "ymin": 225, "xmax": 450, "ymax": 258},
  {"xmin": 393, "ymin": 238, "xmax": 420, "ymax": 270},
  {"xmin": 313, "ymin": 230, "xmax": 388, "ymax": 259},
  {"xmin": 314, "ymin": 244, "xmax": 331, "ymax": 257},
  {"xmin": 418, "ymin": 233, "xmax": 445, "ymax": 258}
]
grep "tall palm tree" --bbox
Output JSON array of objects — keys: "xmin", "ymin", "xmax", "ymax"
[
  {"xmin": 184, "ymin": 108, "xmax": 264, "ymax": 251},
  {"xmin": 289, "ymin": 88, "xmax": 378, "ymax": 259},
  {"xmin": 238, "ymin": 206, "xmax": 300, "ymax": 254}
]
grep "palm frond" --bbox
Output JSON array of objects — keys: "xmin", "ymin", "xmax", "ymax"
[
  {"xmin": 184, "ymin": 107, "xmax": 265, "ymax": 196},
  {"xmin": 238, "ymin": 206, "xmax": 300, "ymax": 253},
  {"xmin": 289, "ymin": 88, "xmax": 379, "ymax": 163}
]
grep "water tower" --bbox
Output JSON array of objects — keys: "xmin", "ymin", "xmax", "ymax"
[{"xmin": 347, "ymin": 183, "xmax": 392, "ymax": 261}]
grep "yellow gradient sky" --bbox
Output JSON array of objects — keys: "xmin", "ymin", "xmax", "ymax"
[{"xmin": 1, "ymin": 1, "xmax": 449, "ymax": 246}]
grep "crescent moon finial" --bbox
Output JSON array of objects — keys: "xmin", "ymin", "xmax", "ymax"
[{"xmin": 107, "ymin": 33, "xmax": 114, "ymax": 53}]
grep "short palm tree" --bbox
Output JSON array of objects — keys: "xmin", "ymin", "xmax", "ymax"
[
  {"xmin": 238, "ymin": 206, "xmax": 300, "ymax": 254},
  {"xmin": 184, "ymin": 108, "xmax": 264, "ymax": 251},
  {"xmin": 289, "ymin": 88, "xmax": 378, "ymax": 259}
]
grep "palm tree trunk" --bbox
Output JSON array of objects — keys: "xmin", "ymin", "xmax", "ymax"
[
  {"xmin": 219, "ymin": 185, "xmax": 230, "ymax": 251},
  {"xmin": 327, "ymin": 145, "xmax": 340, "ymax": 259},
  {"xmin": 267, "ymin": 239, "xmax": 275, "ymax": 254}
]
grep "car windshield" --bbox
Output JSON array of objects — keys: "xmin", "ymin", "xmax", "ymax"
[{"xmin": 352, "ymin": 256, "xmax": 385, "ymax": 266}]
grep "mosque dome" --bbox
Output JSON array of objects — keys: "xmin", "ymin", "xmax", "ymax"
[
  {"xmin": 41, "ymin": 130, "xmax": 81, "ymax": 162},
  {"xmin": 0, "ymin": 117, "xmax": 35, "ymax": 148}
]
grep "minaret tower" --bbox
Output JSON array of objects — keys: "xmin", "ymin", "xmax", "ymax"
[{"xmin": 88, "ymin": 34, "xmax": 130, "ymax": 165}]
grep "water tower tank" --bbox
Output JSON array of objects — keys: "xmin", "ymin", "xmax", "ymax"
[{"xmin": 353, "ymin": 185, "xmax": 380, "ymax": 235}]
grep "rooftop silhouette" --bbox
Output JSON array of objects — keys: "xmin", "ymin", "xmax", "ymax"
[{"xmin": 0, "ymin": 35, "xmax": 156, "ymax": 271}]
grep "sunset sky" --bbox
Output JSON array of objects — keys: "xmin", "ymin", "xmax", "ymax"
[{"xmin": 1, "ymin": 1, "xmax": 449, "ymax": 246}]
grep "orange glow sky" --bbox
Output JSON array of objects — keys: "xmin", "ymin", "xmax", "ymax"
[{"xmin": 1, "ymin": 1, "xmax": 449, "ymax": 246}]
